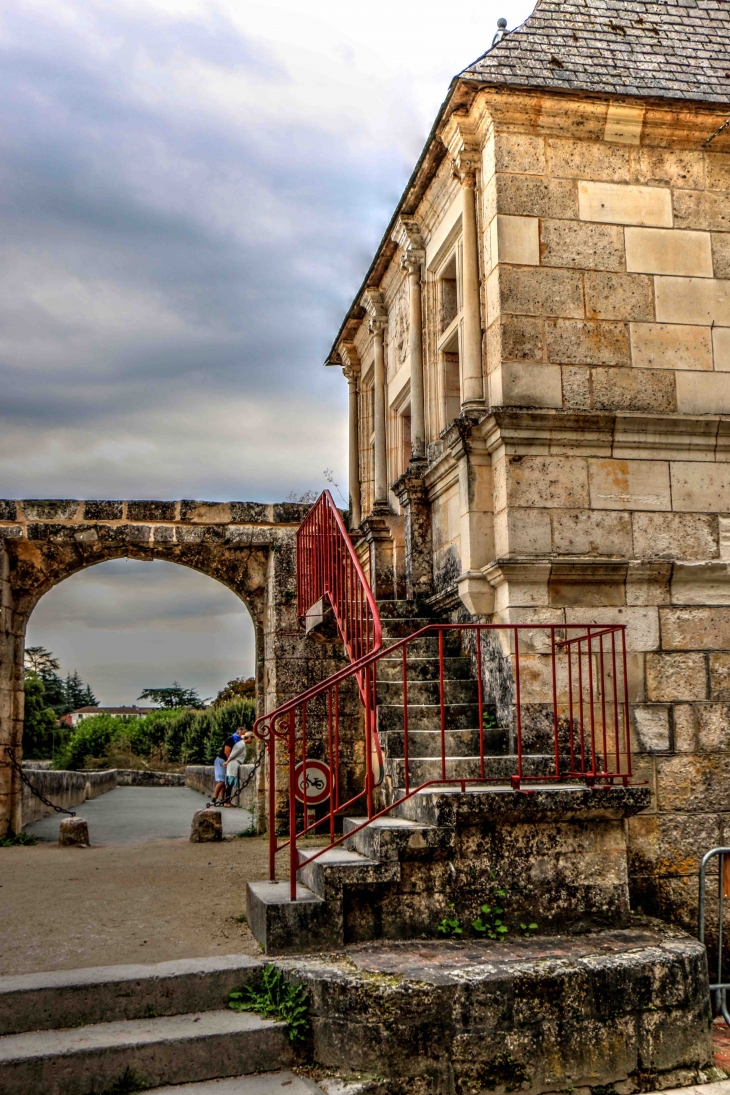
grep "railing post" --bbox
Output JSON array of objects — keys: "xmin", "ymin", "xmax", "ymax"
[
  {"xmin": 268, "ymin": 729, "xmax": 276, "ymax": 882},
  {"xmin": 289, "ymin": 710, "xmax": 297, "ymax": 902}
]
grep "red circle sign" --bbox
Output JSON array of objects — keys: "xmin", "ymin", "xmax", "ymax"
[{"xmin": 294, "ymin": 760, "xmax": 331, "ymax": 805}]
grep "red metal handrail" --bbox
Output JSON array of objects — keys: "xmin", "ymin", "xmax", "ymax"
[
  {"xmin": 254, "ymin": 621, "xmax": 633, "ymax": 900},
  {"xmin": 296, "ymin": 490, "xmax": 382, "ymax": 664}
]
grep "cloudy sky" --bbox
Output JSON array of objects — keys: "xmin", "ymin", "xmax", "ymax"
[{"xmin": 12, "ymin": 0, "xmax": 534, "ymax": 704}]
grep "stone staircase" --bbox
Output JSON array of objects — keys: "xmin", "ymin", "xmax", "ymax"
[
  {"xmin": 248, "ymin": 600, "xmax": 584, "ymax": 956},
  {"xmin": 0, "ymin": 955, "xmax": 293, "ymax": 1094}
]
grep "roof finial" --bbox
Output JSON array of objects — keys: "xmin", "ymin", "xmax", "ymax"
[{"xmin": 492, "ymin": 17, "xmax": 508, "ymax": 47}]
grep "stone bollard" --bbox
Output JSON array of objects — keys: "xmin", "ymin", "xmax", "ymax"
[
  {"xmin": 190, "ymin": 808, "xmax": 222, "ymax": 843},
  {"xmin": 59, "ymin": 817, "xmax": 89, "ymax": 847}
]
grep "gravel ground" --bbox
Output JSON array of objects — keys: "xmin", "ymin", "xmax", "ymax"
[{"xmin": 0, "ymin": 787, "xmax": 285, "ymax": 975}]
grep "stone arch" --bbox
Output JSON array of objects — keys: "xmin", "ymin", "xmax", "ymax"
[{"xmin": 0, "ymin": 499, "xmax": 339, "ymax": 835}]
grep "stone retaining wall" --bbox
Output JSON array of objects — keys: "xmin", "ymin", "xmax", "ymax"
[
  {"xmin": 21, "ymin": 769, "xmax": 117, "ymax": 826},
  {"xmin": 185, "ymin": 765, "xmax": 256, "ymax": 812},
  {"xmin": 114, "ymin": 770, "xmax": 185, "ymax": 787}
]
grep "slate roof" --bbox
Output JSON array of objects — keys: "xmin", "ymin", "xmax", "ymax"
[{"xmin": 462, "ymin": 0, "xmax": 730, "ymax": 105}]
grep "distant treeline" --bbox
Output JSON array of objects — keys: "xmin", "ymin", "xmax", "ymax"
[{"xmin": 54, "ymin": 698, "xmax": 257, "ymax": 771}]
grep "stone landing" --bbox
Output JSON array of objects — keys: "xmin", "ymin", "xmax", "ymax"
[{"xmin": 280, "ymin": 921, "xmax": 716, "ymax": 1095}]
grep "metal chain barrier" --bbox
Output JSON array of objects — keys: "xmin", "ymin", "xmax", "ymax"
[
  {"xmin": 5, "ymin": 746, "xmax": 77, "ymax": 817},
  {"xmin": 207, "ymin": 745, "xmax": 266, "ymax": 809}
]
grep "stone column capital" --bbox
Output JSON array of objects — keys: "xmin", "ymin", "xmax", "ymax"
[
  {"xmin": 442, "ymin": 113, "xmax": 481, "ymax": 187},
  {"xmin": 392, "ymin": 216, "xmax": 426, "ymax": 275},
  {"xmin": 338, "ymin": 341, "xmax": 360, "ymax": 382}
]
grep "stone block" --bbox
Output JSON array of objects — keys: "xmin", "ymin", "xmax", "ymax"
[
  {"xmin": 694, "ymin": 704, "xmax": 730, "ymax": 752},
  {"xmin": 491, "ymin": 362, "xmax": 563, "ymax": 408},
  {"xmin": 496, "ymin": 173, "xmax": 578, "ymax": 220},
  {"xmin": 504, "ymin": 456, "xmax": 589, "ymax": 509},
  {"xmin": 232, "ymin": 502, "xmax": 271, "ymax": 523},
  {"xmin": 589, "ymin": 459, "xmax": 671, "ymax": 511},
  {"xmin": 0, "ymin": 501, "xmax": 16, "ymax": 521},
  {"xmin": 671, "ymin": 463, "xmax": 730, "ymax": 513},
  {"xmin": 551, "ymin": 510, "xmax": 632, "ymax": 556},
  {"xmin": 672, "ymin": 559, "xmax": 730, "ymax": 607},
  {"xmin": 633, "ymin": 705, "xmax": 671, "ymax": 753},
  {"xmin": 661, "ymin": 606, "xmax": 730, "ymax": 651},
  {"xmin": 632, "ymin": 512, "xmax": 718, "ymax": 561},
  {"xmin": 498, "ymin": 266, "xmax": 584, "ymax": 318},
  {"xmin": 721, "ymin": 518, "xmax": 730, "ymax": 561},
  {"xmin": 190, "ymin": 808, "xmax": 222, "ymax": 842},
  {"xmin": 494, "ymin": 509, "xmax": 552, "ymax": 556},
  {"xmin": 540, "ymin": 219, "xmax": 625, "ymax": 271},
  {"xmin": 27, "ymin": 523, "xmax": 76, "ymax": 541},
  {"xmin": 709, "ymin": 653, "xmax": 730, "ymax": 700},
  {"xmin": 707, "ymin": 153, "xmax": 730, "ymax": 192},
  {"xmin": 498, "ymin": 315, "xmax": 545, "ymax": 362},
  {"xmin": 127, "ymin": 501, "xmax": 176, "ymax": 522},
  {"xmin": 548, "ymin": 137, "xmax": 629, "ymax": 181},
  {"xmin": 673, "ymin": 704, "xmax": 697, "ymax": 752},
  {"xmin": 655, "ymin": 276, "xmax": 730, "ymax": 326},
  {"xmin": 626, "ymin": 227, "xmax": 713, "ymax": 279},
  {"xmin": 676, "ymin": 370, "xmax": 730, "ymax": 414},
  {"xmin": 82, "ymin": 501, "xmax": 123, "ymax": 521},
  {"xmin": 591, "ymin": 367, "xmax": 676, "ymax": 413},
  {"xmin": 561, "ymin": 366, "xmax": 593, "ymax": 410},
  {"xmin": 153, "ymin": 525, "xmax": 175, "ymax": 542},
  {"xmin": 494, "ymin": 132, "xmax": 545, "ymax": 175},
  {"xmin": 712, "ymin": 233, "xmax": 730, "ymax": 279},
  {"xmin": 21, "ymin": 500, "xmax": 79, "ymax": 521},
  {"xmin": 125, "ymin": 524, "xmax": 151, "ymax": 543},
  {"xmin": 179, "ymin": 501, "xmax": 232, "ymax": 523},
  {"xmin": 546, "ymin": 319, "xmax": 630, "ymax": 365},
  {"xmin": 632, "ymin": 148, "xmax": 705, "ymax": 190},
  {"xmin": 646, "ymin": 653, "xmax": 707, "ymax": 702},
  {"xmin": 714, "ymin": 326, "xmax": 730, "ymax": 370},
  {"xmin": 579, "ymin": 181, "xmax": 672, "ymax": 227},
  {"xmin": 59, "ymin": 817, "xmax": 89, "ymax": 847},
  {"xmin": 604, "ymin": 102, "xmax": 645, "ymax": 146},
  {"xmin": 630, "ymin": 323, "xmax": 713, "ymax": 371},
  {"xmin": 585, "ymin": 272, "xmax": 654, "ymax": 321},
  {"xmin": 492, "ymin": 215, "xmax": 539, "ymax": 265},
  {"xmin": 0, "ymin": 526, "xmax": 22, "ymax": 540},
  {"xmin": 674, "ymin": 189, "xmax": 730, "ymax": 233},
  {"xmin": 656, "ymin": 753, "xmax": 730, "ymax": 814}
]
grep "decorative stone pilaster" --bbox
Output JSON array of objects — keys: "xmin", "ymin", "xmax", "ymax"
[
  {"xmin": 442, "ymin": 116, "xmax": 484, "ymax": 409},
  {"xmin": 360, "ymin": 514, "xmax": 401, "ymax": 602},
  {"xmin": 391, "ymin": 463, "xmax": 433, "ymax": 599},
  {"xmin": 442, "ymin": 412, "xmax": 495, "ymax": 616},
  {"xmin": 392, "ymin": 216, "xmax": 426, "ymax": 463},
  {"xmin": 361, "ymin": 289, "xmax": 389, "ymax": 511},
  {"xmin": 339, "ymin": 341, "xmax": 361, "ymax": 528}
]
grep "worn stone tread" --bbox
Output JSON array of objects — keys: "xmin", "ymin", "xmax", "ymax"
[{"xmin": 145, "ymin": 1072, "xmax": 324, "ymax": 1093}]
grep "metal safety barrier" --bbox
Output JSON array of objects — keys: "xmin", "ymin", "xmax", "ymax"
[{"xmin": 699, "ymin": 847, "xmax": 730, "ymax": 1026}]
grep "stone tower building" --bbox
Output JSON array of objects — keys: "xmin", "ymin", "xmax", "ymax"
[{"xmin": 327, "ymin": 0, "xmax": 730, "ymax": 927}]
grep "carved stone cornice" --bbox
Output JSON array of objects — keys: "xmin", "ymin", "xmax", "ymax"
[
  {"xmin": 361, "ymin": 287, "xmax": 388, "ymax": 336},
  {"xmin": 442, "ymin": 112, "xmax": 481, "ymax": 186}
]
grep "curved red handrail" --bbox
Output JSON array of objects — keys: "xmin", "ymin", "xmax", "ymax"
[{"xmin": 295, "ymin": 490, "xmax": 381, "ymax": 664}]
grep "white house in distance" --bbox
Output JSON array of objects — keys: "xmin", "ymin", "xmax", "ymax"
[{"xmin": 64, "ymin": 706, "xmax": 155, "ymax": 728}]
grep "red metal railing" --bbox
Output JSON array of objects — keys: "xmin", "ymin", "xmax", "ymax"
[
  {"xmin": 296, "ymin": 490, "xmax": 381, "ymax": 665},
  {"xmin": 254, "ymin": 621, "xmax": 633, "ymax": 899}
]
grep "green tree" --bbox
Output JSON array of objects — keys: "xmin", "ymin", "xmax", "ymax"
[
  {"xmin": 213, "ymin": 677, "xmax": 255, "ymax": 706},
  {"xmin": 22, "ymin": 674, "xmax": 58, "ymax": 759},
  {"xmin": 139, "ymin": 682, "xmax": 206, "ymax": 709},
  {"xmin": 65, "ymin": 670, "xmax": 97, "ymax": 710}
]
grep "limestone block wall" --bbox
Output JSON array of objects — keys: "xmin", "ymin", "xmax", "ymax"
[{"xmin": 21, "ymin": 769, "xmax": 117, "ymax": 827}]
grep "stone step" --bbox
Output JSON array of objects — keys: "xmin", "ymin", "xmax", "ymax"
[
  {"xmin": 0, "ymin": 1009, "xmax": 291, "ymax": 1095},
  {"xmin": 142, "ymin": 1074, "xmax": 326, "ymax": 1094},
  {"xmin": 0, "ymin": 955, "xmax": 263, "ymax": 1036},
  {"xmin": 379, "ymin": 726, "xmax": 508, "ymax": 759},
  {"xmin": 377, "ymin": 702, "xmax": 479, "ymax": 733},
  {"xmin": 384, "ymin": 755, "xmax": 511, "ymax": 787},
  {"xmin": 342, "ymin": 815, "xmax": 452, "ymax": 861},
  {"xmin": 376, "ymin": 655, "xmax": 473, "ymax": 682},
  {"xmin": 296, "ymin": 845, "xmax": 398, "ymax": 900},
  {"xmin": 376, "ymin": 677, "xmax": 479, "ymax": 705},
  {"xmin": 382, "ymin": 633, "xmax": 462, "ymax": 657},
  {"xmin": 379, "ymin": 617, "xmax": 432, "ymax": 639},
  {"xmin": 374, "ymin": 600, "xmax": 429, "ymax": 619},
  {"xmin": 246, "ymin": 880, "xmax": 337, "ymax": 956}
]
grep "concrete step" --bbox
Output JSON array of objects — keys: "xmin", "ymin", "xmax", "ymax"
[
  {"xmin": 0, "ymin": 1009, "xmax": 291, "ymax": 1095},
  {"xmin": 0, "ymin": 955, "xmax": 263, "ymax": 1036},
  {"xmin": 376, "ymin": 678, "xmax": 478, "ymax": 705},
  {"xmin": 246, "ymin": 880, "xmax": 341, "ymax": 956},
  {"xmin": 376, "ymin": 655, "xmax": 473, "ymax": 682},
  {"xmin": 379, "ymin": 727, "xmax": 508, "ymax": 759},
  {"xmin": 145, "ymin": 1073, "xmax": 326, "ymax": 1093},
  {"xmin": 342, "ymin": 815, "xmax": 452, "ymax": 861},
  {"xmin": 377, "ymin": 702, "xmax": 479, "ymax": 732},
  {"xmin": 296, "ymin": 846, "xmax": 398, "ymax": 900}
]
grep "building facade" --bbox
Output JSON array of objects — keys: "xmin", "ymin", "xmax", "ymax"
[{"xmin": 327, "ymin": 0, "xmax": 730, "ymax": 926}]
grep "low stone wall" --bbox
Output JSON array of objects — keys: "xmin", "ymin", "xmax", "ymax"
[
  {"xmin": 22, "ymin": 770, "xmax": 117, "ymax": 826},
  {"xmin": 115, "ymin": 770, "xmax": 185, "ymax": 787},
  {"xmin": 185, "ymin": 765, "xmax": 256, "ymax": 812}
]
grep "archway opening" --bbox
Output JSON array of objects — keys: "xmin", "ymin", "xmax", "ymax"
[{"xmin": 23, "ymin": 558, "xmax": 256, "ymax": 770}]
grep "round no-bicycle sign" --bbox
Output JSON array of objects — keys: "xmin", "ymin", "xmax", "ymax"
[{"xmin": 294, "ymin": 759, "xmax": 331, "ymax": 805}]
